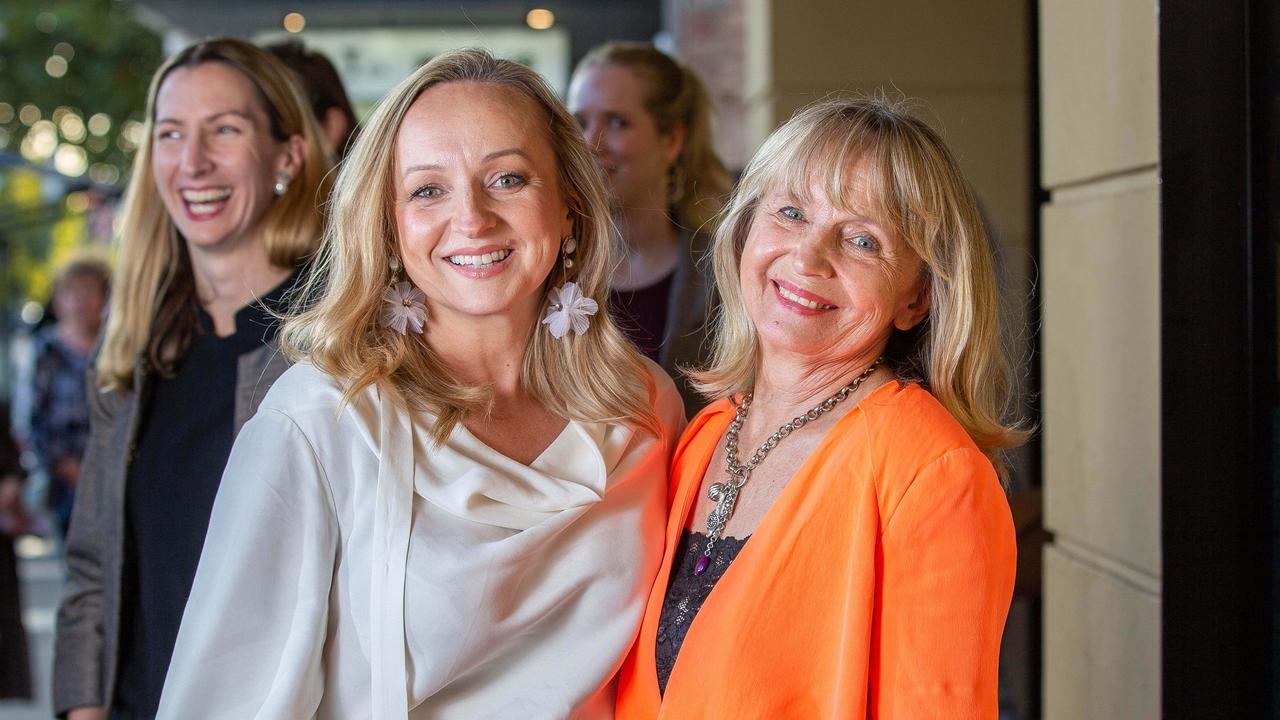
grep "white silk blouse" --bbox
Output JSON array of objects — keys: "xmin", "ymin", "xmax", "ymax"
[{"xmin": 156, "ymin": 361, "xmax": 684, "ymax": 719}]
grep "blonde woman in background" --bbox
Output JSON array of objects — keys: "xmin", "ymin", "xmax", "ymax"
[
  {"xmin": 157, "ymin": 49, "xmax": 683, "ymax": 718},
  {"xmin": 569, "ymin": 42, "xmax": 731, "ymax": 414},
  {"xmin": 616, "ymin": 97, "xmax": 1027, "ymax": 718},
  {"xmin": 53, "ymin": 38, "xmax": 331, "ymax": 720}
]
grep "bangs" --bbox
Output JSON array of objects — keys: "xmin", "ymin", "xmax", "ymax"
[{"xmin": 761, "ymin": 114, "xmax": 898, "ymax": 226}]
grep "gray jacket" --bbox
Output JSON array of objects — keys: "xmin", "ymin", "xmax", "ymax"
[
  {"xmin": 52, "ymin": 344, "xmax": 291, "ymax": 716},
  {"xmin": 659, "ymin": 230, "xmax": 716, "ymax": 417}
]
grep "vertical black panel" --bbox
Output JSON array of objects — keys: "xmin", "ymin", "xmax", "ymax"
[{"xmin": 1160, "ymin": 0, "xmax": 1277, "ymax": 717}]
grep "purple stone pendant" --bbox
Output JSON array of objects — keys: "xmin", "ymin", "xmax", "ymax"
[{"xmin": 694, "ymin": 554, "xmax": 710, "ymax": 576}]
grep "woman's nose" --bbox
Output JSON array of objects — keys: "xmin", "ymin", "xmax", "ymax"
[
  {"xmin": 454, "ymin": 185, "xmax": 497, "ymax": 237},
  {"xmin": 791, "ymin": 234, "xmax": 834, "ymax": 277},
  {"xmin": 180, "ymin": 135, "xmax": 212, "ymax": 175}
]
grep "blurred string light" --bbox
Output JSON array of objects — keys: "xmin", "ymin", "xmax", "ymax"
[
  {"xmin": 65, "ymin": 190, "xmax": 90, "ymax": 212},
  {"xmin": 526, "ymin": 8, "xmax": 555, "ymax": 30},
  {"xmin": 283, "ymin": 12, "xmax": 305, "ymax": 32},
  {"xmin": 89, "ymin": 163, "xmax": 120, "ymax": 185},
  {"xmin": 118, "ymin": 119, "xmax": 145, "ymax": 151},
  {"xmin": 87, "ymin": 135, "xmax": 108, "ymax": 153},
  {"xmin": 54, "ymin": 143, "xmax": 88, "ymax": 176},
  {"xmin": 53, "ymin": 42, "xmax": 75, "ymax": 60},
  {"xmin": 19, "ymin": 104, "xmax": 41, "ymax": 125},
  {"xmin": 88, "ymin": 112, "xmax": 111, "ymax": 135},
  {"xmin": 0, "ymin": 103, "xmax": 13, "ymax": 124},
  {"xmin": 0, "ymin": 128, "xmax": 9, "ymax": 149},
  {"xmin": 46, "ymin": 55, "xmax": 68, "ymax": 77},
  {"xmin": 59, "ymin": 112, "xmax": 86, "ymax": 143},
  {"xmin": 21, "ymin": 120, "xmax": 57, "ymax": 161}
]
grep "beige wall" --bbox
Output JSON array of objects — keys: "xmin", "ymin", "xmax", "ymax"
[{"xmin": 1039, "ymin": 0, "xmax": 1161, "ymax": 717}]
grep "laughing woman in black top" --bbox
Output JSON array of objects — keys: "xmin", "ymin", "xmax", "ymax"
[{"xmin": 52, "ymin": 38, "xmax": 331, "ymax": 720}]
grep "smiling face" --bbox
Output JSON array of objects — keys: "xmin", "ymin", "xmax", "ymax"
[
  {"xmin": 151, "ymin": 62, "xmax": 302, "ymax": 255},
  {"xmin": 567, "ymin": 64, "xmax": 681, "ymax": 212},
  {"xmin": 739, "ymin": 155, "xmax": 931, "ymax": 370},
  {"xmin": 391, "ymin": 81, "xmax": 573, "ymax": 333}
]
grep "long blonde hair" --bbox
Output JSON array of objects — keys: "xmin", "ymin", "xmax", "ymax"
[
  {"xmin": 694, "ymin": 96, "xmax": 1028, "ymax": 475},
  {"xmin": 96, "ymin": 38, "xmax": 331, "ymax": 392},
  {"xmin": 282, "ymin": 49, "xmax": 659, "ymax": 443},
  {"xmin": 575, "ymin": 42, "xmax": 731, "ymax": 232}
]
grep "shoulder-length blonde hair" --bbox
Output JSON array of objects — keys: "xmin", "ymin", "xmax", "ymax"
[
  {"xmin": 96, "ymin": 37, "xmax": 331, "ymax": 392},
  {"xmin": 574, "ymin": 42, "xmax": 731, "ymax": 232},
  {"xmin": 694, "ymin": 96, "xmax": 1028, "ymax": 475},
  {"xmin": 283, "ymin": 48, "xmax": 659, "ymax": 443}
]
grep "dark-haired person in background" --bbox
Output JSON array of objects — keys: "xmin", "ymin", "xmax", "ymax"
[{"xmin": 266, "ymin": 40, "xmax": 358, "ymax": 160}]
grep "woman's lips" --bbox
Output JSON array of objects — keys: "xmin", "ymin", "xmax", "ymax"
[
  {"xmin": 179, "ymin": 187, "xmax": 231, "ymax": 220},
  {"xmin": 772, "ymin": 279, "xmax": 838, "ymax": 312},
  {"xmin": 442, "ymin": 247, "xmax": 515, "ymax": 279}
]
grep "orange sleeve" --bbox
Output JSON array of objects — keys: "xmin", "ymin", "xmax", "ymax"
[{"xmin": 869, "ymin": 447, "xmax": 1016, "ymax": 720}]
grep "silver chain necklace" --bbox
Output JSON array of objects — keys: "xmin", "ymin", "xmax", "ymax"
[{"xmin": 693, "ymin": 357, "xmax": 883, "ymax": 576}]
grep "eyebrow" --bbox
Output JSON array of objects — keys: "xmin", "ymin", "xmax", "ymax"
[
  {"xmin": 401, "ymin": 147, "xmax": 531, "ymax": 177},
  {"xmin": 155, "ymin": 109, "xmax": 256, "ymax": 125}
]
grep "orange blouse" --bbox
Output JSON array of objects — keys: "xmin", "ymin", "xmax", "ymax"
[{"xmin": 616, "ymin": 381, "xmax": 1016, "ymax": 719}]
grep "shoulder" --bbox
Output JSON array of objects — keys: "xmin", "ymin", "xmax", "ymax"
[
  {"xmin": 247, "ymin": 362, "xmax": 383, "ymax": 460},
  {"xmin": 852, "ymin": 381, "xmax": 983, "ymax": 460},
  {"xmin": 638, "ymin": 356, "xmax": 685, "ymax": 437}
]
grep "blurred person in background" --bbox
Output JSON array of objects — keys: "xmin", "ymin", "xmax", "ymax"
[
  {"xmin": 156, "ymin": 49, "xmax": 683, "ymax": 718},
  {"xmin": 0, "ymin": 402, "xmax": 32, "ymax": 701},
  {"xmin": 615, "ymin": 97, "xmax": 1026, "ymax": 718},
  {"xmin": 569, "ymin": 42, "xmax": 731, "ymax": 414},
  {"xmin": 266, "ymin": 40, "xmax": 358, "ymax": 161},
  {"xmin": 28, "ymin": 257, "xmax": 111, "ymax": 540},
  {"xmin": 53, "ymin": 37, "xmax": 331, "ymax": 720}
]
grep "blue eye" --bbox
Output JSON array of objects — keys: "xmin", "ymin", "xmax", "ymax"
[
  {"xmin": 848, "ymin": 233, "xmax": 879, "ymax": 250},
  {"xmin": 779, "ymin": 206, "xmax": 804, "ymax": 221},
  {"xmin": 156, "ymin": 129, "xmax": 181, "ymax": 141},
  {"xmin": 411, "ymin": 184, "xmax": 443, "ymax": 199},
  {"xmin": 493, "ymin": 173, "xmax": 526, "ymax": 189},
  {"xmin": 608, "ymin": 115, "xmax": 628, "ymax": 130}
]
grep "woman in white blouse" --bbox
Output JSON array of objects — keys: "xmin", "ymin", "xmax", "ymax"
[{"xmin": 156, "ymin": 49, "xmax": 684, "ymax": 719}]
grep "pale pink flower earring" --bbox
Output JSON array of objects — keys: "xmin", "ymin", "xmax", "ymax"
[
  {"xmin": 542, "ymin": 235, "xmax": 597, "ymax": 338},
  {"xmin": 381, "ymin": 254, "xmax": 428, "ymax": 335}
]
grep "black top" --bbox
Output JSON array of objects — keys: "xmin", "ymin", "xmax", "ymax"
[
  {"xmin": 654, "ymin": 528, "xmax": 751, "ymax": 694},
  {"xmin": 610, "ymin": 271, "xmax": 675, "ymax": 363},
  {"xmin": 114, "ymin": 271, "xmax": 297, "ymax": 718}
]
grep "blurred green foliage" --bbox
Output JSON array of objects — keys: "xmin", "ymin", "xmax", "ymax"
[{"xmin": 0, "ymin": 0, "xmax": 162, "ymax": 182}]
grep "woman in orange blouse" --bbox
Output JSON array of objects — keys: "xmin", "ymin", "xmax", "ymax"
[{"xmin": 615, "ymin": 97, "xmax": 1028, "ymax": 719}]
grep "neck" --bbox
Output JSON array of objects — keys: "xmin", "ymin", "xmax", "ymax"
[
  {"xmin": 425, "ymin": 304, "xmax": 538, "ymax": 400},
  {"xmin": 751, "ymin": 347, "xmax": 888, "ymax": 419},
  {"xmin": 188, "ymin": 239, "xmax": 291, "ymax": 337},
  {"xmin": 612, "ymin": 205, "xmax": 681, "ymax": 291}
]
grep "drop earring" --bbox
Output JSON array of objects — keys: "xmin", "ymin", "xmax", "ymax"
[
  {"xmin": 380, "ymin": 253, "xmax": 428, "ymax": 335},
  {"xmin": 274, "ymin": 171, "xmax": 291, "ymax": 196},
  {"xmin": 541, "ymin": 235, "xmax": 597, "ymax": 339}
]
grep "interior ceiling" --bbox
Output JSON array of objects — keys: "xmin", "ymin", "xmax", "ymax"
[{"xmin": 133, "ymin": 0, "xmax": 663, "ymax": 63}]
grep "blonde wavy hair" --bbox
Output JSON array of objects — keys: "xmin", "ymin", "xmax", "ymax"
[
  {"xmin": 694, "ymin": 96, "xmax": 1029, "ymax": 475},
  {"xmin": 575, "ymin": 42, "xmax": 731, "ymax": 232},
  {"xmin": 282, "ymin": 49, "xmax": 659, "ymax": 443},
  {"xmin": 96, "ymin": 37, "xmax": 331, "ymax": 392}
]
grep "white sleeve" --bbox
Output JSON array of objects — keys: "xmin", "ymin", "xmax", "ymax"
[{"xmin": 157, "ymin": 408, "xmax": 339, "ymax": 720}]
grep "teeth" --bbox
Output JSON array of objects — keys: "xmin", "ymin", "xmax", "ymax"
[
  {"xmin": 447, "ymin": 249, "xmax": 512, "ymax": 267},
  {"xmin": 778, "ymin": 285, "xmax": 834, "ymax": 310},
  {"xmin": 188, "ymin": 202, "xmax": 223, "ymax": 215},
  {"xmin": 181, "ymin": 188, "xmax": 232, "ymax": 203}
]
